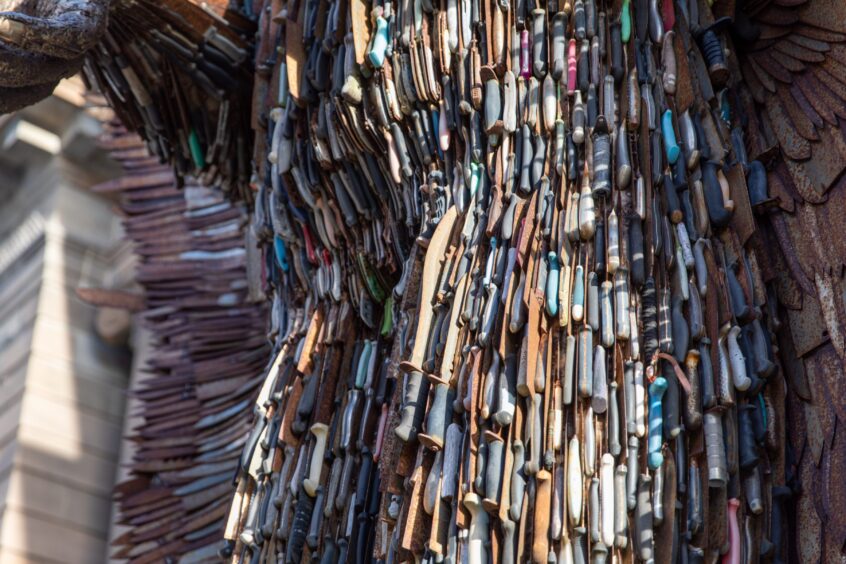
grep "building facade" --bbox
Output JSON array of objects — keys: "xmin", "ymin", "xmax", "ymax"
[{"xmin": 0, "ymin": 79, "xmax": 137, "ymax": 563}]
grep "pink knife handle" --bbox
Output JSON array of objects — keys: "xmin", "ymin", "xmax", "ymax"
[
  {"xmin": 662, "ymin": 0, "xmax": 675, "ymax": 32},
  {"xmin": 723, "ymin": 498, "xmax": 741, "ymax": 564},
  {"xmin": 302, "ymin": 224, "xmax": 317, "ymax": 264},
  {"xmin": 567, "ymin": 39, "xmax": 577, "ymax": 95},
  {"xmin": 520, "ymin": 30, "xmax": 531, "ymax": 79},
  {"xmin": 439, "ymin": 99, "xmax": 450, "ymax": 151}
]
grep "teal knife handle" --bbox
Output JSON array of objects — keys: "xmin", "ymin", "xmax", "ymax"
[
  {"xmin": 369, "ymin": 16, "xmax": 389, "ymax": 68},
  {"xmin": 546, "ymin": 252, "xmax": 560, "ymax": 317},
  {"xmin": 355, "ymin": 340, "xmax": 372, "ymax": 388},
  {"xmin": 470, "ymin": 162, "xmax": 483, "ymax": 197},
  {"xmin": 274, "ymin": 235, "xmax": 290, "ymax": 272},
  {"xmin": 661, "ymin": 109, "xmax": 680, "ymax": 164},
  {"xmin": 621, "ymin": 0, "xmax": 632, "ymax": 43},
  {"xmin": 647, "ymin": 376, "xmax": 668, "ymax": 469}
]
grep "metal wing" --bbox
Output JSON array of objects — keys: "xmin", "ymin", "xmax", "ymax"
[
  {"xmin": 736, "ymin": 2, "xmax": 846, "ymax": 562},
  {"xmin": 738, "ymin": 0, "xmax": 846, "ymax": 203}
]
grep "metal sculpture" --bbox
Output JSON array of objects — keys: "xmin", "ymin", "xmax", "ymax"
[{"xmin": 1, "ymin": 0, "xmax": 845, "ymax": 561}]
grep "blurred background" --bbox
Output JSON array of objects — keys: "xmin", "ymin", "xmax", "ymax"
[{"xmin": 0, "ymin": 76, "xmax": 146, "ymax": 563}]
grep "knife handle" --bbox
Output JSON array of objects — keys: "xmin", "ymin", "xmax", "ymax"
[
  {"xmin": 419, "ymin": 383, "xmax": 454, "ymax": 451},
  {"xmin": 502, "ymin": 518, "xmax": 517, "ymax": 564},
  {"xmin": 624, "ymin": 360, "xmax": 636, "ymax": 435},
  {"xmin": 563, "ymin": 335, "xmax": 577, "ymax": 405},
  {"xmin": 688, "ymin": 461, "xmax": 703, "ymax": 535},
  {"xmin": 662, "ymin": 31, "xmax": 676, "ymax": 95},
  {"xmin": 531, "ymin": 8, "xmax": 547, "ymax": 78},
  {"xmin": 743, "ymin": 465, "xmax": 764, "ymax": 515},
  {"xmin": 703, "ymin": 409, "xmax": 728, "ymax": 487},
  {"xmin": 578, "ymin": 40, "xmax": 590, "ymax": 94},
  {"xmin": 303, "ymin": 423, "xmax": 329, "ymax": 497},
  {"xmin": 572, "ymin": 264, "xmax": 585, "ymax": 322},
  {"xmin": 519, "ymin": 29, "xmax": 531, "ymax": 78},
  {"xmin": 592, "ymin": 346, "xmax": 608, "ymax": 414},
  {"xmin": 286, "ymin": 486, "xmax": 315, "ymax": 563},
  {"xmin": 589, "ymin": 477, "xmax": 600, "ymax": 542},
  {"xmin": 661, "ymin": 109, "xmax": 680, "ymax": 164},
  {"xmin": 726, "ymin": 265, "xmax": 753, "ymax": 322},
  {"xmin": 699, "ymin": 338, "xmax": 716, "ymax": 409},
  {"xmin": 306, "ymin": 487, "xmax": 325, "ymax": 548},
  {"xmin": 608, "ymin": 381, "xmax": 622, "ymax": 456},
  {"xmin": 509, "ymin": 439, "xmax": 526, "ymax": 521},
  {"xmin": 480, "ymin": 286, "xmax": 501, "ymax": 347},
  {"xmin": 701, "ymin": 161, "xmax": 732, "ymax": 228},
  {"xmin": 600, "ymin": 280, "xmax": 615, "ymax": 348},
  {"xmin": 527, "ymin": 393, "xmax": 543, "ymax": 476},
  {"xmin": 634, "ymin": 361, "xmax": 646, "ymax": 437},
  {"xmin": 546, "ymin": 252, "xmax": 560, "ymax": 316},
  {"xmin": 635, "ymin": 474, "xmax": 654, "ymax": 561},
  {"xmin": 652, "ymin": 457, "xmax": 664, "ymax": 526},
  {"xmin": 567, "ymin": 39, "xmax": 578, "ymax": 95},
  {"xmin": 572, "ymin": 89, "xmax": 587, "ymax": 143},
  {"xmin": 594, "ymin": 219, "xmax": 606, "ymax": 276},
  {"xmin": 568, "ymin": 436, "xmax": 583, "ymax": 525},
  {"xmin": 614, "ymin": 268, "xmax": 631, "ymax": 340},
  {"xmin": 750, "ymin": 318, "xmax": 776, "ymax": 377},
  {"xmin": 395, "ymin": 370, "xmax": 430, "ymax": 442},
  {"xmin": 533, "ymin": 470, "xmax": 552, "ymax": 562},
  {"xmin": 647, "ymin": 376, "xmax": 668, "ymax": 468},
  {"xmin": 616, "ymin": 122, "xmax": 632, "ymax": 187},
  {"xmin": 485, "ymin": 433, "xmax": 505, "ymax": 504},
  {"xmin": 648, "ymin": 0, "xmax": 663, "ymax": 43},
  {"xmin": 661, "ymin": 360, "xmax": 681, "ymax": 439},
  {"xmin": 688, "ymin": 280, "xmax": 705, "ymax": 341},
  {"xmin": 737, "ymin": 403, "xmax": 760, "ymax": 471},
  {"xmin": 727, "ymin": 325, "xmax": 751, "ymax": 391},
  {"xmin": 464, "ymin": 492, "xmax": 490, "ymax": 564},
  {"xmin": 683, "ymin": 350, "xmax": 703, "ymax": 431},
  {"xmin": 552, "ymin": 13, "xmax": 568, "ymax": 81},
  {"xmin": 658, "ymin": 287, "xmax": 673, "ymax": 354},
  {"xmin": 663, "ymin": 172, "xmax": 682, "ymax": 224},
  {"xmin": 554, "ymin": 119, "xmax": 566, "ymax": 174},
  {"xmin": 573, "ymin": 0, "xmax": 586, "ymax": 38},
  {"xmin": 726, "ymin": 498, "xmax": 741, "ymax": 564},
  {"xmin": 626, "ymin": 436, "xmax": 639, "ymax": 511},
  {"xmin": 578, "ymin": 327, "xmax": 594, "ymax": 398},
  {"xmin": 607, "ymin": 208, "xmax": 620, "ymax": 273},
  {"xmin": 587, "ymin": 270, "xmax": 599, "ymax": 331},
  {"xmin": 441, "ymin": 423, "xmax": 463, "ymax": 501},
  {"xmin": 692, "ymin": 238, "xmax": 709, "ymax": 297},
  {"xmin": 584, "ymin": 406, "xmax": 596, "ymax": 477},
  {"xmin": 629, "ymin": 215, "xmax": 645, "ymax": 288},
  {"xmin": 518, "ymin": 124, "xmax": 533, "ymax": 195},
  {"xmin": 592, "ymin": 128, "xmax": 612, "ymax": 198},
  {"xmin": 671, "ymin": 294, "xmax": 689, "ymax": 363},
  {"xmin": 717, "ymin": 332, "xmax": 735, "ymax": 406},
  {"xmin": 620, "ymin": 0, "xmax": 632, "ymax": 42}
]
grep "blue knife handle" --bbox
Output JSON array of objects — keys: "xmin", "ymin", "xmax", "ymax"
[
  {"xmin": 661, "ymin": 109, "xmax": 680, "ymax": 165},
  {"xmin": 647, "ymin": 376, "xmax": 668, "ymax": 469}
]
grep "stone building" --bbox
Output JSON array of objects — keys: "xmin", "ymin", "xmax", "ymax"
[{"xmin": 0, "ymin": 78, "xmax": 137, "ymax": 563}]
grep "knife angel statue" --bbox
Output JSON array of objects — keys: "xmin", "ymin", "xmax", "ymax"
[{"xmin": 733, "ymin": 0, "xmax": 846, "ymax": 560}]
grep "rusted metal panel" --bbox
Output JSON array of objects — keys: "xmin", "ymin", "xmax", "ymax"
[
  {"xmin": 786, "ymin": 295, "xmax": 830, "ymax": 357},
  {"xmin": 727, "ymin": 163, "xmax": 756, "ymax": 245}
]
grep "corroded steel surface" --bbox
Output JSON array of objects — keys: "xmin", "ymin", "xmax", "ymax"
[{"xmin": 734, "ymin": 0, "xmax": 846, "ymax": 557}]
